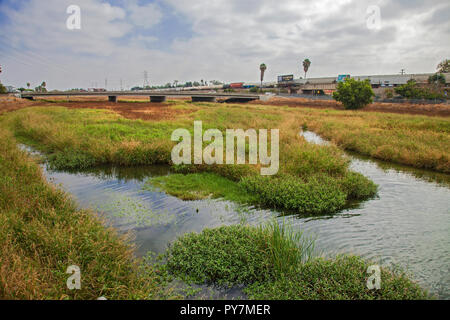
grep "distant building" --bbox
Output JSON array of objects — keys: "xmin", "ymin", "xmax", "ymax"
[
  {"xmin": 276, "ymin": 73, "xmax": 450, "ymax": 95},
  {"xmin": 5, "ymin": 86, "xmax": 17, "ymax": 93},
  {"xmin": 87, "ymin": 88, "xmax": 107, "ymax": 92}
]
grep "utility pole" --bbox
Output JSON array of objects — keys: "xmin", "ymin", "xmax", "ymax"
[
  {"xmin": 120, "ymin": 79, "xmax": 123, "ymax": 91},
  {"xmin": 400, "ymin": 69, "xmax": 406, "ymax": 75}
]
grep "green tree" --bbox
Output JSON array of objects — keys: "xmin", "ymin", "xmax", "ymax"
[
  {"xmin": 437, "ymin": 59, "xmax": 450, "ymax": 73},
  {"xmin": 26, "ymin": 82, "xmax": 31, "ymax": 89},
  {"xmin": 302, "ymin": 58, "xmax": 311, "ymax": 79},
  {"xmin": 428, "ymin": 73, "xmax": 446, "ymax": 85},
  {"xmin": 332, "ymin": 78, "xmax": 374, "ymax": 109},
  {"xmin": 260, "ymin": 63, "xmax": 267, "ymax": 89},
  {"xmin": 395, "ymin": 80, "xmax": 422, "ymax": 99},
  {"xmin": 395, "ymin": 79, "xmax": 444, "ymax": 100},
  {"xmin": 0, "ymin": 82, "xmax": 7, "ymax": 94}
]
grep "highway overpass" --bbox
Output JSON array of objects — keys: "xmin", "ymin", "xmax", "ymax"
[{"xmin": 20, "ymin": 91, "xmax": 260, "ymax": 103}]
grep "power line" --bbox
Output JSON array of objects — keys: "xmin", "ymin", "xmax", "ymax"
[{"xmin": 0, "ymin": 38, "xmax": 74, "ymax": 76}]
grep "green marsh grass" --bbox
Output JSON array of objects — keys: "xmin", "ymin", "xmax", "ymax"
[
  {"xmin": 1, "ymin": 103, "xmax": 380, "ymax": 215},
  {"xmin": 166, "ymin": 224, "xmax": 429, "ymax": 300}
]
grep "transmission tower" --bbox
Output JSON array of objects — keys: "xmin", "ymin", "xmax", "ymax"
[{"xmin": 143, "ymin": 71, "xmax": 149, "ymax": 88}]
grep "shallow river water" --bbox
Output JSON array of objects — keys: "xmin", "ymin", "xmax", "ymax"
[{"xmin": 22, "ymin": 132, "xmax": 450, "ymax": 299}]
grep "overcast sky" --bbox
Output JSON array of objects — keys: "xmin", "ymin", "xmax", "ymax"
[{"xmin": 0, "ymin": 0, "xmax": 449, "ymax": 90}]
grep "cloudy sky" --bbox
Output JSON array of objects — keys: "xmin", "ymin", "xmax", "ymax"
[{"xmin": 0, "ymin": 0, "xmax": 449, "ymax": 90}]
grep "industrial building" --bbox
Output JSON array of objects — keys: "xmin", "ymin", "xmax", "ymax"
[{"xmin": 276, "ymin": 73, "xmax": 450, "ymax": 95}]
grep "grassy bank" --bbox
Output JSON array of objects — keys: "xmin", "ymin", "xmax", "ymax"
[
  {"xmin": 166, "ymin": 225, "xmax": 430, "ymax": 300},
  {"xmin": 301, "ymin": 109, "xmax": 450, "ymax": 173},
  {"xmin": 0, "ymin": 127, "xmax": 175, "ymax": 299}
]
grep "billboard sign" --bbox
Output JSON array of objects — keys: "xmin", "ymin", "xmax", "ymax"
[
  {"xmin": 277, "ymin": 75, "xmax": 294, "ymax": 83},
  {"xmin": 338, "ymin": 74, "xmax": 351, "ymax": 82}
]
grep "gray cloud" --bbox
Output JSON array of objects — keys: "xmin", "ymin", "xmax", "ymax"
[{"xmin": 0, "ymin": 0, "xmax": 449, "ymax": 90}]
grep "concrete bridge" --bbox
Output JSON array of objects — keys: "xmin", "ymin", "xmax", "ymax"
[{"xmin": 20, "ymin": 91, "xmax": 260, "ymax": 103}]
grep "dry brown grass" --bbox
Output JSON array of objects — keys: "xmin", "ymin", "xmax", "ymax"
[{"xmin": 300, "ymin": 109, "xmax": 450, "ymax": 173}]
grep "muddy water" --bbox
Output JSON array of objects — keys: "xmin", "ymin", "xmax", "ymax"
[{"xmin": 22, "ymin": 136, "xmax": 450, "ymax": 299}]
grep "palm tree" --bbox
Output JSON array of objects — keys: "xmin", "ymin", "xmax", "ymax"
[
  {"xmin": 303, "ymin": 59, "xmax": 311, "ymax": 79},
  {"xmin": 27, "ymin": 82, "xmax": 30, "ymax": 89},
  {"xmin": 260, "ymin": 63, "xmax": 267, "ymax": 90}
]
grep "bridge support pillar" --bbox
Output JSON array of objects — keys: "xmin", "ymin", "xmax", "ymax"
[
  {"xmin": 192, "ymin": 96, "xmax": 216, "ymax": 103},
  {"xmin": 108, "ymin": 96, "xmax": 117, "ymax": 103},
  {"xmin": 150, "ymin": 96, "xmax": 167, "ymax": 103}
]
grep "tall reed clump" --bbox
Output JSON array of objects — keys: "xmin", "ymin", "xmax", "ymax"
[
  {"xmin": 261, "ymin": 221, "xmax": 315, "ymax": 277},
  {"xmin": 165, "ymin": 223, "xmax": 314, "ymax": 287}
]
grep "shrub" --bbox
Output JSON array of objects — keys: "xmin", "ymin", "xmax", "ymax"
[
  {"xmin": 0, "ymin": 82, "xmax": 7, "ymax": 94},
  {"xmin": 333, "ymin": 79, "xmax": 375, "ymax": 109},
  {"xmin": 385, "ymin": 88, "xmax": 394, "ymax": 99},
  {"xmin": 395, "ymin": 80, "xmax": 445, "ymax": 100}
]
